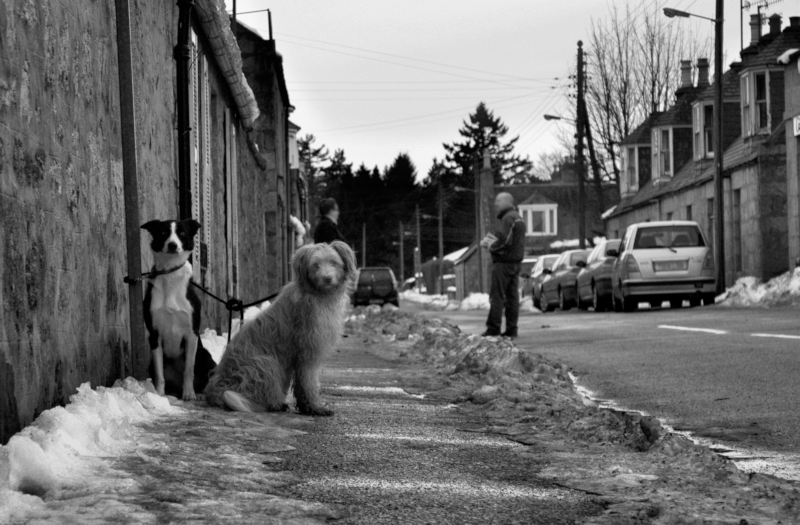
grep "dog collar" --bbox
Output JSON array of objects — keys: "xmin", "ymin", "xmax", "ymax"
[{"xmin": 145, "ymin": 262, "xmax": 187, "ymax": 280}]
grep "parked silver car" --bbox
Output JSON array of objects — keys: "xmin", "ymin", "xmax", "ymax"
[{"xmin": 611, "ymin": 221, "xmax": 715, "ymax": 312}]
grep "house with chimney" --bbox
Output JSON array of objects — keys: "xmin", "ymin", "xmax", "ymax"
[{"xmin": 606, "ymin": 13, "xmax": 800, "ymax": 285}]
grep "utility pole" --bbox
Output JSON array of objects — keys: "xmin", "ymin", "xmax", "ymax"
[
  {"xmin": 438, "ymin": 175, "xmax": 444, "ymax": 296},
  {"xmin": 361, "ymin": 222, "xmax": 366, "ymax": 268},
  {"xmin": 582, "ymin": 104, "xmax": 605, "ymax": 215},
  {"xmin": 474, "ymin": 156, "xmax": 484, "ymax": 294},
  {"xmin": 714, "ymin": 0, "xmax": 726, "ymax": 294},
  {"xmin": 415, "ymin": 205, "xmax": 421, "ymax": 292},
  {"xmin": 575, "ymin": 40, "xmax": 587, "ymax": 250},
  {"xmin": 398, "ymin": 221, "xmax": 404, "ymax": 285}
]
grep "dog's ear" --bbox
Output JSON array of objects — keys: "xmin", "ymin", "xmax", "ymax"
[
  {"xmin": 140, "ymin": 220, "xmax": 162, "ymax": 236},
  {"xmin": 329, "ymin": 241, "xmax": 357, "ymax": 278},
  {"xmin": 292, "ymin": 244, "xmax": 316, "ymax": 283},
  {"xmin": 181, "ymin": 219, "xmax": 202, "ymax": 238}
]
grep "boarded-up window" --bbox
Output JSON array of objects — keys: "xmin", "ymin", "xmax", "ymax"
[
  {"xmin": 190, "ymin": 32, "xmax": 212, "ymax": 285},
  {"xmin": 225, "ymin": 108, "xmax": 239, "ymax": 297}
]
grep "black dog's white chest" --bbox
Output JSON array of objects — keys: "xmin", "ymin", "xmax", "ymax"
[{"xmin": 148, "ymin": 266, "xmax": 194, "ymax": 359}]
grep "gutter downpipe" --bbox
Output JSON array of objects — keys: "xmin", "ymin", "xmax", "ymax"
[
  {"xmin": 175, "ymin": 0, "xmax": 194, "ymax": 220},
  {"xmin": 114, "ymin": 0, "xmax": 147, "ymax": 379}
]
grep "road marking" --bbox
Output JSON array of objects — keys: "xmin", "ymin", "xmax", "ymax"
[
  {"xmin": 751, "ymin": 333, "xmax": 800, "ymax": 340},
  {"xmin": 658, "ymin": 325, "xmax": 727, "ymax": 335}
]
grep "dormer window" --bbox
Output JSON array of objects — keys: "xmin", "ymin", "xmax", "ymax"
[
  {"xmin": 741, "ymin": 71, "xmax": 770, "ymax": 136},
  {"xmin": 652, "ymin": 128, "xmax": 673, "ymax": 179},
  {"xmin": 519, "ymin": 204, "xmax": 557, "ymax": 236},
  {"xmin": 693, "ymin": 102, "xmax": 714, "ymax": 159}
]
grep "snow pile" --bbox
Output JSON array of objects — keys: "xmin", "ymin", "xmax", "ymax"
[
  {"xmin": 400, "ymin": 290, "xmax": 453, "ymax": 310},
  {"xmin": 549, "ymin": 236, "xmax": 604, "ymax": 250},
  {"xmin": 0, "ymin": 378, "xmax": 179, "ymax": 516},
  {"xmin": 459, "ymin": 293, "xmax": 490, "ymax": 311},
  {"xmin": 716, "ymin": 268, "xmax": 800, "ymax": 307},
  {"xmin": 519, "ymin": 296, "xmax": 542, "ymax": 314}
]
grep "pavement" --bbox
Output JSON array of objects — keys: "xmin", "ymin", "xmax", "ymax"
[{"xmin": 403, "ymin": 301, "xmax": 800, "ymax": 477}]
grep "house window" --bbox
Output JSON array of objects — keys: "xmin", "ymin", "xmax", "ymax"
[
  {"xmin": 733, "ymin": 189, "xmax": 742, "ymax": 272},
  {"xmin": 653, "ymin": 128, "xmax": 672, "ymax": 178},
  {"xmin": 703, "ymin": 105, "xmax": 714, "ymax": 155},
  {"xmin": 741, "ymin": 73, "xmax": 751, "ymax": 136},
  {"xmin": 190, "ymin": 31, "xmax": 212, "ymax": 284},
  {"xmin": 626, "ymin": 147, "xmax": 637, "ymax": 190},
  {"xmin": 754, "ymin": 72, "xmax": 768, "ymax": 131},
  {"xmin": 225, "ymin": 108, "xmax": 240, "ymax": 297},
  {"xmin": 519, "ymin": 204, "xmax": 557, "ymax": 236},
  {"xmin": 666, "ymin": 212, "xmax": 673, "ymax": 221},
  {"xmin": 686, "ymin": 205, "xmax": 692, "ymax": 221}
]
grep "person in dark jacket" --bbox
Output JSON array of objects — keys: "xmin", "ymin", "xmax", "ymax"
[
  {"xmin": 313, "ymin": 198, "xmax": 346, "ymax": 244},
  {"xmin": 480, "ymin": 192, "xmax": 526, "ymax": 338}
]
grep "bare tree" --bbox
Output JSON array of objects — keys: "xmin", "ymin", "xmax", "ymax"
[{"xmin": 584, "ymin": 1, "xmax": 712, "ymax": 186}]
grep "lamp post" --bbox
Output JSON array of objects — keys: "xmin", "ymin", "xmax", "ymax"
[{"xmin": 664, "ymin": 2, "xmax": 725, "ymax": 295}]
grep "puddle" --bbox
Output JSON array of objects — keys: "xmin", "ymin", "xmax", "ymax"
[{"xmin": 569, "ymin": 373, "xmax": 800, "ymax": 482}]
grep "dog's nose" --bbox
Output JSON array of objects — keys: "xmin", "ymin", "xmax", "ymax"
[
  {"xmin": 323, "ymin": 275, "xmax": 333, "ymax": 284},
  {"xmin": 167, "ymin": 242, "xmax": 178, "ymax": 252}
]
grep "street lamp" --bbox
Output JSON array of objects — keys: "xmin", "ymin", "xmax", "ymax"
[
  {"xmin": 544, "ymin": 114, "xmax": 576, "ymax": 123},
  {"xmin": 664, "ymin": 2, "xmax": 725, "ymax": 294}
]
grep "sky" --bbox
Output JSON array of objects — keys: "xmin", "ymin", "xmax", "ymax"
[{"xmin": 231, "ymin": 0, "xmax": 779, "ymax": 180}]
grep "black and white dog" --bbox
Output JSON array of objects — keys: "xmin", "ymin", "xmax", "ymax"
[{"xmin": 141, "ymin": 219, "xmax": 216, "ymax": 400}]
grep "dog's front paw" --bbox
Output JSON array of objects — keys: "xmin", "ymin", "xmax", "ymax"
[
  {"xmin": 156, "ymin": 384, "xmax": 166, "ymax": 396},
  {"xmin": 182, "ymin": 385, "xmax": 197, "ymax": 401},
  {"xmin": 298, "ymin": 405, "xmax": 334, "ymax": 417}
]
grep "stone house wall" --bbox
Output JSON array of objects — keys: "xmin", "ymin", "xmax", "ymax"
[{"xmin": 784, "ymin": 60, "xmax": 800, "ymax": 267}]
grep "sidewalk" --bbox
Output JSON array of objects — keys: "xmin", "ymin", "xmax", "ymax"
[{"xmin": 3, "ymin": 307, "xmax": 800, "ymax": 524}]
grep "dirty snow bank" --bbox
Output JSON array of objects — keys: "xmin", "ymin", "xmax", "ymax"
[
  {"xmin": 458, "ymin": 293, "xmax": 489, "ymax": 310},
  {"xmin": 346, "ymin": 307, "xmax": 800, "ymax": 523},
  {"xmin": 200, "ymin": 301, "xmax": 272, "ymax": 364},
  {"xmin": 717, "ymin": 268, "xmax": 800, "ymax": 307},
  {"xmin": 399, "ymin": 290, "xmax": 454, "ymax": 310},
  {"xmin": 0, "ymin": 378, "xmax": 179, "ymax": 521}
]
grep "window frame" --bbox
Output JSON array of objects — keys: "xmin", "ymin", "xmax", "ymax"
[
  {"xmin": 652, "ymin": 127, "xmax": 673, "ymax": 178},
  {"xmin": 519, "ymin": 204, "xmax": 558, "ymax": 237},
  {"xmin": 626, "ymin": 146, "xmax": 638, "ymax": 192},
  {"xmin": 754, "ymin": 71, "xmax": 769, "ymax": 133},
  {"xmin": 741, "ymin": 72, "xmax": 751, "ymax": 136}
]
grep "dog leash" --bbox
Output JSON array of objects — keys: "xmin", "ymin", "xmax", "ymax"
[
  {"xmin": 124, "ymin": 267, "xmax": 279, "ymax": 343},
  {"xmin": 123, "ymin": 263, "xmax": 186, "ymax": 284},
  {"xmin": 188, "ymin": 282, "xmax": 279, "ymax": 343}
]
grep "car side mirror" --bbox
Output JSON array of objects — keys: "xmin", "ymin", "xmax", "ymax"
[
  {"xmin": 542, "ymin": 268, "xmax": 552, "ymax": 275},
  {"xmin": 606, "ymin": 249, "xmax": 619, "ymax": 257},
  {"xmin": 575, "ymin": 260, "xmax": 586, "ymax": 268}
]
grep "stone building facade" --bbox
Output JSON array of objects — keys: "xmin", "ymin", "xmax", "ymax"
[{"xmin": 0, "ymin": 1, "xmax": 296, "ymax": 443}]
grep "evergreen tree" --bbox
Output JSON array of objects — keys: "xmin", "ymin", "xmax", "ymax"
[{"xmin": 442, "ymin": 102, "xmax": 533, "ymax": 184}]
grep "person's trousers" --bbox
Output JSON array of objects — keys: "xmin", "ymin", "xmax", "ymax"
[{"xmin": 486, "ymin": 261, "xmax": 521, "ymax": 334}]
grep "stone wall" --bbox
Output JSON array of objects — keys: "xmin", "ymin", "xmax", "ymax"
[
  {"xmin": 0, "ymin": 0, "xmax": 177, "ymax": 442},
  {"xmin": 784, "ymin": 61, "xmax": 800, "ymax": 267},
  {"xmin": 0, "ymin": 1, "xmax": 266, "ymax": 443}
]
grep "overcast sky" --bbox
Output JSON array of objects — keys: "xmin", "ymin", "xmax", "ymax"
[{"xmin": 233, "ymin": 0, "xmax": 772, "ymax": 180}]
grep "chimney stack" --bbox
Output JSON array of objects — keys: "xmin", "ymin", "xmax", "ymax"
[
  {"xmin": 769, "ymin": 14, "xmax": 782, "ymax": 35},
  {"xmin": 696, "ymin": 58, "xmax": 710, "ymax": 88},
  {"xmin": 679, "ymin": 60, "xmax": 692, "ymax": 89},
  {"xmin": 790, "ymin": 17, "xmax": 800, "ymax": 28},
  {"xmin": 750, "ymin": 13, "xmax": 762, "ymax": 45}
]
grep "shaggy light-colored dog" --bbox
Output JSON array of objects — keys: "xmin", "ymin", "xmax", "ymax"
[{"xmin": 204, "ymin": 241, "xmax": 356, "ymax": 415}]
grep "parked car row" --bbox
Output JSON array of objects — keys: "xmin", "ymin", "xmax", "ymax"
[{"xmin": 520, "ymin": 220, "xmax": 716, "ymax": 313}]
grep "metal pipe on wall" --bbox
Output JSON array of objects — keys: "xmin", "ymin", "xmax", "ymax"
[{"xmin": 114, "ymin": 0, "xmax": 146, "ymax": 378}]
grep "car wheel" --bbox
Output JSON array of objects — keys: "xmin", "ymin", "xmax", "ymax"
[
  {"xmin": 542, "ymin": 290, "xmax": 554, "ymax": 312},
  {"xmin": 612, "ymin": 286, "xmax": 623, "ymax": 312},
  {"xmin": 649, "ymin": 301, "xmax": 662, "ymax": 308},
  {"xmin": 533, "ymin": 295, "xmax": 541, "ymax": 310},
  {"xmin": 689, "ymin": 296, "xmax": 701, "ymax": 308},
  {"xmin": 592, "ymin": 285, "xmax": 605, "ymax": 312},
  {"xmin": 558, "ymin": 289, "xmax": 571, "ymax": 311},
  {"xmin": 670, "ymin": 299, "xmax": 682, "ymax": 309},
  {"xmin": 702, "ymin": 293, "xmax": 716, "ymax": 306}
]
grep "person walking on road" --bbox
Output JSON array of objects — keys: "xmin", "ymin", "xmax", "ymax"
[
  {"xmin": 480, "ymin": 192, "xmax": 527, "ymax": 338},
  {"xmin": 313, "ymin": 198, "xmax": 346, "ymax": 244}
]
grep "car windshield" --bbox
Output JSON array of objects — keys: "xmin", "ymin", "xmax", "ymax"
[
  {"xmin": 569, "ymin": 251, "xmax": 589, "ymax": 266},
  {"xmin": 633, "ymin": 226, "xmax": 705, "ymax": 249},
  {"xmin": 604, "ymin": 240, "xmax": 621, "ymax": 254},
  {"xmin": 359, "ymin": 270, "xmax": 393, "ymax": 284},
  {"xmin": 543, "ymin": 256, "xmax": 558, "ymax": 269}
]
